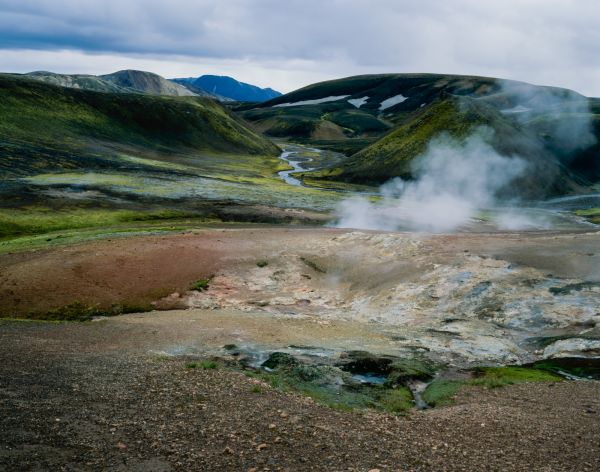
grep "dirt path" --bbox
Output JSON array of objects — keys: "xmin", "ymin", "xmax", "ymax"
[{"xmin": 1, "ymin": 318, "xmax": 599, "ymax": 471}]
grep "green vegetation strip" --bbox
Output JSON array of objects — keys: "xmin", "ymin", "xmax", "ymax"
[
  {"xmin": 179, "ymin": 352, "xmax": 565, "ymax": 415},
  {"xmin": 574, "ymin": 207, "xmax": 600, "ymax": 224},
  {"xmin": 423, "ymin": 367, "xmax": 562, "ymax": 407}
]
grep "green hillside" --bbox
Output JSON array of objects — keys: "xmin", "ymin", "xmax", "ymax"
[
  {"xmin": 0, "ymin": 73, "xmax": 279, "ymax": 178},
  {"xmin": 0, "ymin": 75, "xmax": 353, "ymax": 246},
  {"xmin": 245, "ymin": 73, "xmax": 600, "ymax": 195}
]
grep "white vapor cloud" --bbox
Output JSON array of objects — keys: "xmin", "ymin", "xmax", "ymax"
[
  {"xmin": 335, "ymin": 130, "xmax": 528, "ymax": 233},
  {"xmin": 0, "ymin": 0, "xmax": 599, "ymax": 95}
]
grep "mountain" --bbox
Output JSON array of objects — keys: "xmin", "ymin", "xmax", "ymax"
[
  {"xmin": 174, "ymin": 75, "xmax": 281, "ymax": 102},
  {"xmin": 242, "ymin": 73, "xmax": 600, "ymax": 195},
  {"xmin": 0, "ymin": 73, "xmax": 279, "ymax": 180},
  {"xmin": 25, "ymin": 71, "xmax": 132, "ymax": 94},
  {"xmin": 23, "ymin": 70, "xmax": 214, "ymax": 97},
  {"xmin": 99, "ymin": 70, "xmax": 198, "ymax": 96}
]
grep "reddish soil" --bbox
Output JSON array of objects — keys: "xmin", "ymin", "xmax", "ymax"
[
  {"xmin": 1, "ymin": 227, "xmax": 598, "ymax": 318},
  {"xmin": 0, "ymin": 228, "xmax": 319, "ymax": 317}
]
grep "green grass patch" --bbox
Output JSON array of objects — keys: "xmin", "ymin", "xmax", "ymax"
[
  {"xmin": 0, "ymin": 208, "xmax": 202, "ymax": 239},
  {"xmin": 470, "ymin": 366, "xmax": 561, "ymax": 387},
  {"xmin": 422, "ymin": 380, "xmax": 464, "ymax": 407},
  {"xmin": 423, "ymin": 366, "xmax": 562, "ymax": 407},
  {"xmin": 190, "ymin": 277, "xmax": 212, "ymax": 292},
  {"xmin": 17, "ymin": 301, "xmax": 153, "ymax": 322},
  {"xmin": 376, "ymin": 387, "xmax": 414, "ymax": 413},
  {"xmin": 574, "ymin": 208, "xmax": 600, "ymax": 224}
]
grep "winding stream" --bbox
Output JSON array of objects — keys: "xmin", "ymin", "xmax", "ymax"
[{"xmin": 277, "ymin": 146, "xmax": 322, "ymax": 187}]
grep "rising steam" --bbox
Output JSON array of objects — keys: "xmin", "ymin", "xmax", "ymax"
[
  {"xmin": 335, "ymin": 129, "xmax": 526, "ymax": 232},
  {"xmin": 334, "ymin": 83, "xmax": 596, "ymax": 233}
]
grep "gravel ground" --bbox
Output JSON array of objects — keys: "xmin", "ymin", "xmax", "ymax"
[{"xmin": 1, "ymin": 320, "xmax": 599, "ymax": 471}]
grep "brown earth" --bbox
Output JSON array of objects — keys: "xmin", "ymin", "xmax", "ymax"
[
  {"xmin": 0, "ymin": 317, "xmax": 599, "ymax": 471},
  {"xmin": 1, "ymin": 228, "xmax": 600, "ymax": 470},
  {"xmin": 1, "ymin": 227, "xmax": 598, "ymax": 318}
]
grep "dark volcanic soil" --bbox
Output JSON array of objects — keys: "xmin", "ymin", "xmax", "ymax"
[{"xmin": 1, "ymin": 319, "xmax": 599, "ymax": 471}]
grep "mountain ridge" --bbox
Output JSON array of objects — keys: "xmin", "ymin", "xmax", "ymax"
[{"xmin": 173, "ymin": 75, "xmax": 281, "ymax": 102}]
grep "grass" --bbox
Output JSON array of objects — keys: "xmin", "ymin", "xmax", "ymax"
[
  {"xmin": 190, "ymin": 277, "xmax": 212, "ymax": 292},
  {"xmin": 575, "ymin": 207, "xmax": 600, "ymax": 224},
  {"xmin": 0, "ymin": 74, "xmax": 279, "ymax": 169},
  {"xmin": 376, "ymin": 387, "xmax": 414, "ymax": 413},
  {"xmin": 249, "ymin": 353, "xmax": 416, "ymax": 414},
  {"xmin": 422, "ymin": 380, "xmax": 464, "ymax": 407},
  {"xmin": 18, "ymin": 301, "xmax": 154, "ymax": 322},
  {"xmin": 470, "ymin": 366, "xmax": 561, "ymax": 387},
  {"xmin": 423, "ymin": 366, "xmax": 562, "ymax": 407},
  {"xmin": 0, "ymin": 208, "xmax": 202, "ymax": 239}
]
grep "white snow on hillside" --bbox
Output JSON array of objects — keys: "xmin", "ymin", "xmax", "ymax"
[
  {"xmin": 347, "ymin": 96, "xmax": 369, "ymax": 108},
  {"xmin": 274, "ymin": 95, "xmax": 349, "ymax": 107},
  {"xmin": 379, "ymin": 94, "xmax": 408, "ymax": 111}
]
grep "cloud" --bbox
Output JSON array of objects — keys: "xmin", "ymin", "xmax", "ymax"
[{"xmin": 0, "ymin": 0, "xmax": 599, "ymax": 95}]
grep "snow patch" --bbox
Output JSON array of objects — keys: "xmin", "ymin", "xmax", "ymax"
[
  {"xmin": 348, "ymin": 96, "xmax": 369, "ymax": 108},
  {"xmin": 274, "ymin": 95, "xmax": 349, "ymax": 107},
  {"xmin": 379, "ymin": 94, "xmax": 408, "ymax": 111}
]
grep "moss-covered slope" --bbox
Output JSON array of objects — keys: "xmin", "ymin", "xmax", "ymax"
[{"xmin": 0, "ymin": 74, "xmax": 279, "ymax": 177}]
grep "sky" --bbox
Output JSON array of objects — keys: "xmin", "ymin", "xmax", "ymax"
[{"xmin": 0, "ymin": 0, "xmax": 599, "ymax": 96}]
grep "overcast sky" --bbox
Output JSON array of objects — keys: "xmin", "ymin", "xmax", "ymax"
[{"xmin": 0, "ymin": 0, "xmax": 599, "ymax": 95}]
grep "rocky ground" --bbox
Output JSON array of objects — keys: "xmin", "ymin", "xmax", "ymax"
[
  {"xmin": 2, "ymin": 228, "xmax": 598, "ymax": 365},
  {"xmin": 1, "ymin": 319, "xmax": 599, "ymax": 471},
  {"xmin": 1, "ymin": 227, "xmax": 599, "ymax": 470}
]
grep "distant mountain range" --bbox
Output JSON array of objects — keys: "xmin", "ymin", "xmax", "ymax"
[
  {"xmin": 21, "ymin": 70, "xmax": 281, "ymax": 102},
  {"xmin": 173, "ymin": 75, "xmax": 281, "ymax": 102}
]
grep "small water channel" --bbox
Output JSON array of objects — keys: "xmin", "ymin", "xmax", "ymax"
[{"xmin": 277, "ymin": 145, "xmax": 322, "ymax": 187}]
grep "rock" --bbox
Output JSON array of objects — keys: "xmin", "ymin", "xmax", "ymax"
[
  {"xmin": 385, "ymin": 358, "xmax": 437, "ymax": 386},
  {"xmin": 543, "ymin": 338, "xmax": 600, "ymax": 359},
  {"xmin": 338, "ymin": 351, "xmax": 397, "ymax": 375},
  {"xmin": 256, "ymin": 443, "xmax": 267, "ymax": 451},
  {"xmin": 262, "ymin": 352, "xmax": 299, "ymax": 369}
]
